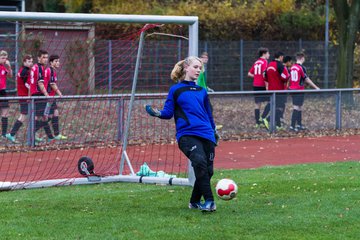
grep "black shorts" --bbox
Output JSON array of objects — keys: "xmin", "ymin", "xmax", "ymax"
[
  {"xmin": 0, "ymin": 89, "xmax": 9, "ymax": 108},
  {"xmin": 49, "ymin": 101, "xmax": 58, "ymax": 115},
  {"xmin": 292, "ymin": 93, "xmax": 305, "ymax": 107},
  {"xmin": 276, "ymin": 94, "xmax": 287, "ymax": 109},
  {"xmin": 19, "ymin": 100, "xmax": 29, "ymax": 115},
  {"xmin": 178, "ymin": 135, "xmax": 215, "ymax": 177},
  {"xmin": 32, "ymin": 94, "xmax": 47, "ymax": 117},
  {"xmin": 253, "ymin": 86, "xmax": 269, "ymax": 104}
]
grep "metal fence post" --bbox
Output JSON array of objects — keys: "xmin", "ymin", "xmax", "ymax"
[
  {"xmin": 108, "ymin": 40, "xmax": 112, "ymax": 94},
  {"xmin": 117, "ymin": 97, "xmax": 124, "ymax": 141},
  {"xmin": 336, "ymin": 91, "xmax": 342, "ymax": 130},
  {"xmin": 270, "ymin": 92, "xmax": 276, "ymax": 133},
  {"xmin": 240, "ymin": 39, "xmax": 244, "ymax": 91},
  {"xmin": 155, "ymin": 42, "xmax": 159, "ymax": 86},
  {"xmin": 299, "ymin": 38, "xmax": 303, "ymax": 51},
  {"xmin": 177, "ymin": 39, "xmax": 182, "ymax": 62},
  {"xmin": 204, "ymin": 41, "xmax": 208, "ymax": 81},
  {"xmin": 28, "ymin": 98, "xmax": 35, "ymax": 147},
  {"xmin": 324, "ymin": 0, "xmax": 329, "ymax": 89}
]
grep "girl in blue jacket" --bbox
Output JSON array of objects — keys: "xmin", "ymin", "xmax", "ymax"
[{"xmin": 145, "ymin": 56, "xmax": 218, "ymax": 212}]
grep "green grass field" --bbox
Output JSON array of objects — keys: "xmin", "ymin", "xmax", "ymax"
[{"xmin": 1, "ymin": 161, "xmax": 359, "ymax": 240}]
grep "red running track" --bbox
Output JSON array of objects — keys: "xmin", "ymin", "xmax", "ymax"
[
  {"xmin": 215, "ymin": 135, "xmax": 360, "ymax": 169},
  {"xmin": 0, "ymin": 135, "xmax": 359, "ymax": 183}
]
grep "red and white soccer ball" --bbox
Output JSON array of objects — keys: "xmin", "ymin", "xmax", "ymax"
[{"xmin": 215, "ymin": 178, "xmax": 238, "ymax": 200}]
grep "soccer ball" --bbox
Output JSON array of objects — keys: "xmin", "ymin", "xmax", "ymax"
[{"xmin": 215, "ymin": 179, "xmax": 238, "ymax": 200}]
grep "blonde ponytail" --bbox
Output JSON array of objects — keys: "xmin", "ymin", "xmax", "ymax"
[
  {"xmin": 170, "ymin": 56, "xmax": 202, "ymax": 82},
  {"xmin": 171, "ymin": 60, "xmax": 186, "ymax": 82}
]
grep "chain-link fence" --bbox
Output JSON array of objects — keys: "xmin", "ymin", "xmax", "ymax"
[
  {"xmin": 200, "ymin": 40, "xmax": 337, "ymax": 91},
  {"xmin": 1, "ymin": 89, "xmax": 358, "ymax": 148},
  {"xmin": 95, "ymin": 39, "xmax": 336, "ymax": 94}
]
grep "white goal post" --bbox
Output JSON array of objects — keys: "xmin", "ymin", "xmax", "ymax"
[
  {"xmin": 0, "ymin": 11, "xmax": 198, "ymax": 56},
  {"xmin": 0, "ymin": 11, "xmax": 198, "ymax": 190}
]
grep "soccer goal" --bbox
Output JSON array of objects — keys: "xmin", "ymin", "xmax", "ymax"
[{"xmin": 0, "ymin": 11, "xmax": 198, "ymax": 190}]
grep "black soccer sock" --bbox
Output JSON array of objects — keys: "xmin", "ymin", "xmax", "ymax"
[
  {"xmin": 35, "ymin": 120, "xmax": 43, "ymax": 132},
  {"xmin": 291, "ymin": 110, "xmax": 298, "ymax": 128},
  {"xmin": 255, "ymin": 109, "xmax": 260, "ymax": 124},
  {"xmin": 42, "ymin": 121, "xmax": 54, "ymax": 139},
  {"xmin": 261, "ymin": 103, "xmax": 270, "ymax": 119},
  {"xmin": 298, "ymin": 110, "xmax": 302, "ymax": 126},
  {"xmin": 52, "ymin": 116, "xmax": 60, "ymax": 136},
  {"xmin": 1, "ymin": 117, "xmax": 8, "ymax": 136},
  {"xmin": 10, "ymin": 120, "xmax": 23, "ymax": 136}
]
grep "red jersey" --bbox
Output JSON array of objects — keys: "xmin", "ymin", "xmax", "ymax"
[
  {"xmin": 44, "ymin": 67, "xmax": 57, "ymax": 96},
  {"xmin": 265, "ymin": 60, "xmax": 290, "ymax": 90},
  {"xmin": 289, "ymin": 63, "xmax": 307, "ymax": 90},
  {"xmin": 249, "ymin": 58, "xmax": 268, "ymax": 87},
  {"xmin": 28, "ymin": 63, "xmax": 45, "ymax": 96},
  {"xmin": 0, "ymin": 64, "xmax": 8, "ymax": 90},
  {"xmin": 17, "ymin": 66, "xmax": 31, "ymax": 96}
]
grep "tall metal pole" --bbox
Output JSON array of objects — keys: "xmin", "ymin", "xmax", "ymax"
[
  {"xmin": 108, "ymin": 40, "xmax": 112, "ymax": 94},
  {"xmin": 15, "ymin": 6, "xmax": 20, "ymax": 82},
  {"xmin": 119, "ymin": 28, "xmax": 146, "ymax": 175},
  {"xmin": 324, "ymin": 0, "xmax": 329, "ymax": 89},
  {"xmin": 240, "ymin": 39, "xmax": 244, "ymax": 91}
]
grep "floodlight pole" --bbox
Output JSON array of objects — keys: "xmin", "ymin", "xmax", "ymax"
[{"xmin": 324, "ymin": 0, "xmax": 329, "ymax": 89}]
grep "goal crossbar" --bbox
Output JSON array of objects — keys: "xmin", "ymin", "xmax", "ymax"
[{"xmin": 0, "ymin": 11, "xmax": 198, "ymax": 59}]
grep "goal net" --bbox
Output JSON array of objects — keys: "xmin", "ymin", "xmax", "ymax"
[{"xmin": 0, "ymin": 12, "xmax": 198, "ymax": 190}]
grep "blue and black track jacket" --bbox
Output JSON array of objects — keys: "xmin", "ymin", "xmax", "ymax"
[{"xmin": 159, "ymin": 80, "xmax": 216, "ymax": 144}]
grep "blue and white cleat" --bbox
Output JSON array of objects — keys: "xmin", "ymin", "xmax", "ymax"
[
  {"xmin": 188, "ymin": 202, "xmax": 201, "ymax": 210},
  {"xmin": 200, "ymin": 200, "xmax": 216, "ymax": 212}
]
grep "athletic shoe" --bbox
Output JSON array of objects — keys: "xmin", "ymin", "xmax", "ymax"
[
  {"xmin": 276, "ymin": 126, "xmax": 285, "ymax": 131},
  {"xmin": 262, "ymin": 118, "xmax": 270, "ymax": 130},
  {"xmin": 200, "ymin": 200, "xmax": 216, "ymax": 212},
  {"xmin": 296, "ymin": 125, "xmax": 307, "ymax": 131},
  {"xmin": 47, "ymin": 137, "xmax": 55, "ymax": 143},
  {"xmin": 289, "ymin": 126, "xmax": 298, "ymax": 132},
  {"xmin": 5, "ymin": 133, "xmax": 18, "ymax": 143},
  {"xmin": 54, "ymin": 134, "xmax": 68, "ymax": 140},
  {"xmin": 188, "ymin": 202, "xmax": 201, "ymax": 209}
]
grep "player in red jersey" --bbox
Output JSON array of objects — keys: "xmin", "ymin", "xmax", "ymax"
[
  {"xmin": 264, "ymin": 52, "xmax": 290, "ymax": 130},
  {"xmin": 28, "ymin": 50, "xmax": 54, "ymax": 142},
  {"xmin": 248, "ymin": 47, "xmax": 270, "ymax": 128},
  {"xmin": 0, "ymin": 50, "xmax": 13, "ymax": 138},
  {"xmin": 281, "ymin": 55, "xmax": 293, "ymax": 124},
  {"xmin": 289, "ymin": 52, "xmax": 320, "ymax": 131},
  {"xmin": 44, "ymin": 55, "xmax": 67, "ymax": 140},
  {"xmin": 5, "ymin": 55, "xmax": 33, "ymax": 143}
]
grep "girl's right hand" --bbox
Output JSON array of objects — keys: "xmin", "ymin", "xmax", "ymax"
[{"xmin": 145, "ymin": 105, "xmax": 161, "ymax": 117}]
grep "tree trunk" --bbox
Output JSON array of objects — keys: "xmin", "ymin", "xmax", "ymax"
[
  {"xmin": 336, "ymin": 32, "xmax": 356, "ymax": 88},
  {"xmin": 333, "ymin": 0, "xmax": 360, "ymax": 88}
]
